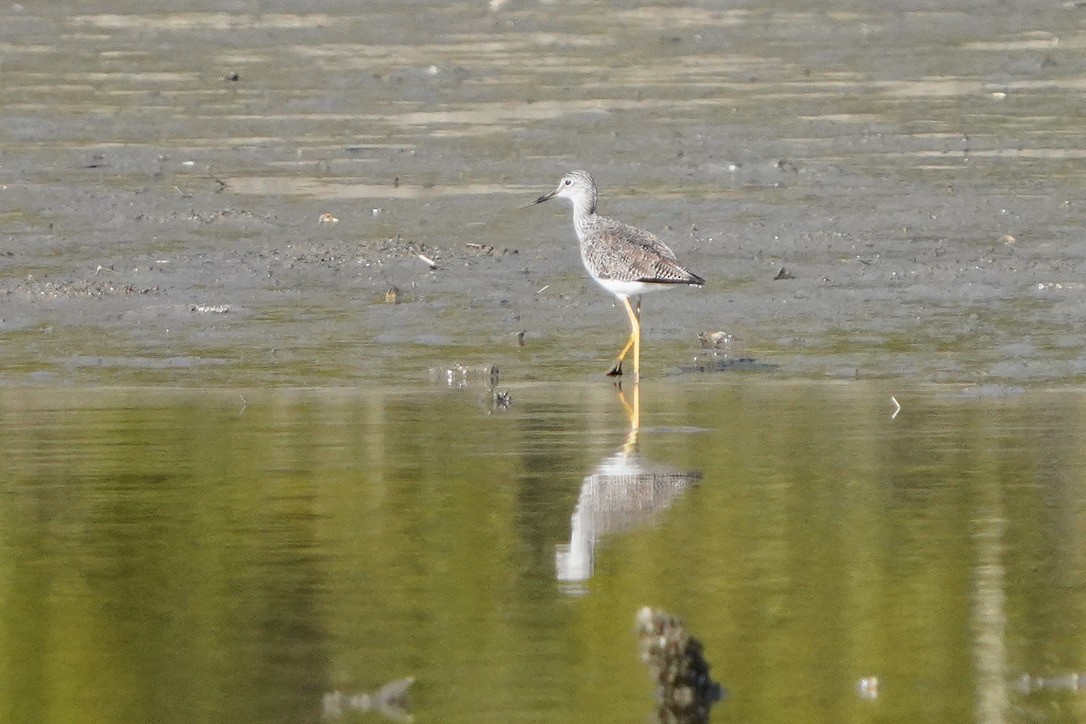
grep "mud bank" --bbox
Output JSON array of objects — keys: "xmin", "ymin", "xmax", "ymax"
[{"xmin": 2, "ymin": 1, "xmax": 1085, "ymax": 386}]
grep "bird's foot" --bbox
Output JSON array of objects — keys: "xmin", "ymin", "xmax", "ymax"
[{"xmin": 606, "ymin": 361, "xmax": 623, "ymax": 377}]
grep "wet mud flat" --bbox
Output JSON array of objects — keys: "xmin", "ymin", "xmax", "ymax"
[{"xmin": 2, "ymin": 1, "xmax": 1086, "ymax": 387}]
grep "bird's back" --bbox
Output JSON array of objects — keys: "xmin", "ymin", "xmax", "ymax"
[{"xmin": 580, "ymin": 215, "xmax": 703, "ymax": 286}]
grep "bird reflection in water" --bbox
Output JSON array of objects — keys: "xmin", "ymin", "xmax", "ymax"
[{"xmin": 556, "ymin": 384, "xmax": 702, "ymax": 585}]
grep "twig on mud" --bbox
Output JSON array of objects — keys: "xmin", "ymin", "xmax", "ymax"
[
  {"xmin": 890, "ymin": 396, "xmax": 901, "ymax": 420},
  {"xmin": 417, "ymin": 253, "xmax": 437, "ymax": 269}
]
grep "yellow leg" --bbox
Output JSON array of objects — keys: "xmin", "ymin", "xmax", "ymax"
[
  {"xmin": 616, "ymin": 380, "xmax": 640, "ymax": 429},
  {"xmin": 608, "ymin": 332, "xmax": 635, "ymax": 376},
  {"xmin": 606, "ymin": 296, "xmax": 641, "ymax": 380},
  {"xmin": 617, "ymin": 383, "xmax": 641, "ymax": 450}
]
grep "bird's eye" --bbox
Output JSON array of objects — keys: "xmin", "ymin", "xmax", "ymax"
[{"xmin": 563, "ymin": 178, "xmax": 572, "ymax": 185}]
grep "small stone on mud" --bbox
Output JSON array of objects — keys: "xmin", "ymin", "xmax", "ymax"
[
  {"xmin": 698, "ymin": 331, "xmax": 732, "ymax": 348},
  {"xmin": 773, "ymin": 267, "xmax": 795, "ymax": 280},
  {"xmin": 318, "ymin": 212, "xmax": 339, "ymax": 224}
]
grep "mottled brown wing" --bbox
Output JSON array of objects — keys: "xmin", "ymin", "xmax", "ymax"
[{"xmin": 586, "ymin": 217, "xmax": 703, "ymax": 284}]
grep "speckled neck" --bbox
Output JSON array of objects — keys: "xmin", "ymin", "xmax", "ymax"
[{"xmin": 571, "ymin": 193, "xmax": 597, "ymax": 242}]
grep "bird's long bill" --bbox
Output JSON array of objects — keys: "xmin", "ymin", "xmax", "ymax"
[{"xmin": 519, "ymin": 187, "xmax": 558, "ymax": 209}]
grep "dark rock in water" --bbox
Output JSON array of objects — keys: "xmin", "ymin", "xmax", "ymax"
[
  {"xmin": 680, "ymin": 355, "xmax": 780, "ymax": 374},
  {"xmin": 636, "ymin": 607, "xmax": 723, "ymax": 723}
]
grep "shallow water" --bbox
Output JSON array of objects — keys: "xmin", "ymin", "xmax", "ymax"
[{"xmin": 2, "ymin": 380, "xmax": 1085, "ymax": 722}]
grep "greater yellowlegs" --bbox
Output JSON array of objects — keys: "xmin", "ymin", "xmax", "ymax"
[{"xmin": 530, "ymin": 170, "xmax": 704, "ymax": 381}]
